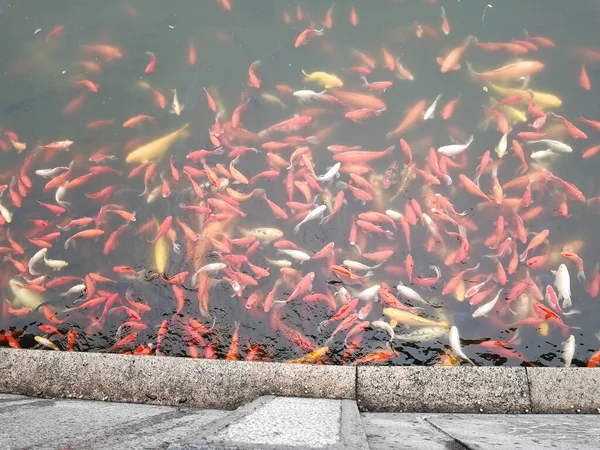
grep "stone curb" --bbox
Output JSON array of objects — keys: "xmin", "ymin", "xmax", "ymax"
[{"xmin": 1, "ymin": 349, "xmax": 599, "ymax": 413}]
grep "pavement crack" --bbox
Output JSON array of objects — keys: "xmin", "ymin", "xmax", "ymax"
[
  {"xmin": 423, "ymin": 417, "xmax": 474, "ymax": 450},
  {"xmin": 524, "ymin": 368, "xmax": 533, "ymax": 412}
]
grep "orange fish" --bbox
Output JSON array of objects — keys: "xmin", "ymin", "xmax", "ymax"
[
  {"xmin": 247, "ymin": 60, "xmax": 261, "ymax": 88},
  {"xmin": 349, "ymin": 6, "xmax": 359, "ymax": 26},
  {"xmin": 81, "ymin": 44, "xmax": 123, "ymax": 61},
  {"xmin": 438, "ymin": 36, "xmax": 474, "ymax": 73},
  {"xmin": 579, "ymin": 64, "xmax": 591, "ymax": 90},
  {"xmin": 386, "ymin": 99, "xmax": 426, "ymax": 138},
  {"xmin": 467, "ymin": 60, "xmax": 545, "ymax": 82},
  {"xmin": 188, "ymin": 39, "xmax": 197, "ymax": 65}
]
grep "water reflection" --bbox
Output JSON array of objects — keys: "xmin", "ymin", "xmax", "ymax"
[{"xmin": 0, "ymin": 0, "xmax": 599, "ymax": 367}]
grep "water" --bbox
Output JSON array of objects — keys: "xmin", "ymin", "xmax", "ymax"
[{"xmin": 0, "ymin": 0, "xmax": 600, "ymax": 366}]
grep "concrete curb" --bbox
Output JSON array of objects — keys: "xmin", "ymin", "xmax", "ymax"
[
  {"xmin": 1, "ymin": 349, "xmax": 599, "ymax": 413},
  {"xmin": 0, "ymin": 349, "xmax": 355, "ymax": 409}
]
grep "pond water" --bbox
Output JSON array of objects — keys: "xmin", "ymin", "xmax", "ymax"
[{"xmin": 1, "ymin": 0, "xmax": 600, "ymax": 366}]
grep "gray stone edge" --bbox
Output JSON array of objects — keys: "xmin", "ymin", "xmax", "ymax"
[{"xmin": 1, "ymin": 349, "xmax": 599, "ymax": 413}]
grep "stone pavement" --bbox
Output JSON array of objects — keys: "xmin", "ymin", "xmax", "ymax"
[{"xmin": 2, "ymin": 393, "xmax": 600, "ymax": 450}]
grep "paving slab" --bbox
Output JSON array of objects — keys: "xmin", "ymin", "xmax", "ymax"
[
  {"xmin": 71, "ymin": 410, "xmax": 228, "ymax": 450},
  {"xmin": 0, "ymin": 348, "xmax": 355, "ymax": 409},
  {"xmin": 215, "ymin": 397, "xmax": 342, "ymax": 448},
  {"xmin": 424, "ymin": 414, "xmax": 600, "ymax": 450},
  {"xmin": 527, "ymin": 368, "xmax": 600, "ymax": 413},
  {"xmin": 0, "ymin": 398, "xmax": 179, "ymax": 449},
  {"xmin": 357, "ymin": 366, "xmax": 530, "ymax": 413},
  {"xmin": 362, "ymin": 413, "xmax": 457, "ymax": 450}
]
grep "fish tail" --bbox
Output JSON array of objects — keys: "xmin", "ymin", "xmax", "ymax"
[
  {"xmin": 293, "ymin": 223, "xmax": 302, "ymax": 234},
  {"xmin": 465, "ymin": 60, "xmax": 476, "ymax": 78},
  {"xmin": 301, "ymin": 69, "xmax": 309, "ymax": 77}
]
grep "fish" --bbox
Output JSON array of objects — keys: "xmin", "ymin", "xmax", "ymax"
[
  {"xmin": 394, "ymin": 326, "xmax": 449, "ymax": 342},
  {"xmin": 486, "ymin": 83, "xmax": 562, "ymax": 108},
  {"xmin": 28, "ymin": 248, "xmax": 48, "ymax": 276},
  {"xmin": 239, "ymin": 227, "xmax": 283, "ymax": 243},
  {"xmin": 382, "ymin": 307, "xmax": 449, "ymax": 328},
  {"xmin": 423, "ymin": 94, "xmax": 443, "ymax": 120},
  {"xmin": 437, "ymin": 135, "xmax": 474, "ymax": 156},
  {"xmin": 126, "ymin": 124, "xmax": 190, "ymax": 163},
  {"xmin": 437, "ymin": 36, "xmax": 474, "ymax": 73},
  {"xmin": 449, "ymin": 326, "xmax": 475, "ymax": 365},
  {"xmin": 467, "ymin": 60, "xmax": 545, "ymax": 82},
  {"xmin": 563, "ymin": 335, "xmax": 575, "ymax": 367},
  {"xmin": 294, "ymin": 204, "xmax": 327, "ymax": 234},
  {"xmin": 314, "ymin": 163, "xmax": 341, "ymax": 183},
  {"xmin": 526, "ymin": 139, "xmax": 573, "ymax": 153},
  {"xmin": 552, "ymin": 264, "xmax": 572, "ymax": 308},
  {"xmin": 302, "ymin": 70, "xmax": 343, "ymax": 88},
  {"xmin": 293, "ymin": 89, "xmax": 327, "ymax": 101},
  {"xmin": 9, "ymin": 278, "xmax": 45, "ymax": 310}
]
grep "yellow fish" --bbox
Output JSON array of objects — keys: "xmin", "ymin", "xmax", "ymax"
[
  {"xmin": 302, "ymin": 70, "xmax": 343, "ymax": 88},
  {"xmin": 153, "ymin": 218, "xmax": 170, "ymax": 274},
  {"xmin": 383, "ymin": 307, "xmax": 450, "ymax": 328},
  {"xmin": 9, "ymin": 278, "xmax": 45, "ymax": 310},
  {"xmin": 287, "ymin": 346, "xmax": 329, "ymax": 364},
  {"xmin": 126, "ymin": 123, "xmax": 190, "ymax": 163},
  {"xmin": 489, "ymin": 98, "xmax": 527, "ymax": 123},
  {"xmin": 487, "ymin": 83, "xmax": 562, "ymax": 109},
  {"xmin": 260, "ymin": 92, "xmax": 287, "ymax": 108}
]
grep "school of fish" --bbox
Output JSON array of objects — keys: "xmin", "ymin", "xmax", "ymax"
[{"xmin": 1, "ymin": 0, "xmax": 600, "ymax": 367}]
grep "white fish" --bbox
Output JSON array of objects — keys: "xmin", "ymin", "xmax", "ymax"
[
  {"xmin": 423, "ymin": 94, "xmax": 443, "ymax": 120},
  {"xmin": 371, "ymin": 320, "xmax": 395, "ymax": 342},
  {"xmin": 527, "ymin": 139, "xmax": 572, "ymax": 153},
  {"xmin": 449, "ymin": 326, "xmax": 475, "ymax": 365},
  {"xmin": 334, "ymin": 287, "xmax": 352, "ymax": 304},
  {"xmin": 34, "ymin": 335, "xmax": 59, "ymax": 350},
  {"xmin": 60, "ymin": 283, "xmax": 86, "ymax": 296},
  {"xmin": 191, "ymin": 262, "xmax": 227, "ymax": 286},
  {"xmin": 240, "ymin": 227, "xmax": 283, "ymax": 243},
  {"xmin": 354, "ymin": 284, "xmax": 381, "ymax": 302},
  {"xmin": 28, "ymin": 248, "xmax": 48, "ymax": 276},
  {"xmin": 552, "ymin": 264, "xmax": 572, "ymax": 308},
  {"xmin": 562, "ymin": 335, "xmax": 575, "ymax": 367},
  {"xmin": 278, "ymin": 248, "xmax": 311, "ymax": 263},
  {"xmin": 35, "ymin": 163, "xmax": 72, "ymax": 178},
  {"xmin": 472, "ymin": 288, "xmax": 503, "ymax": 318},
  {"xmin": 395, "ymin": 326, "xmax": 449, "ymax": 342},
  {"xmin": 43, "ymin": 254, "xmax": 69, "ymax": 271},
  {"xmin": 170, "ymin": 88, "xmax": 183, "ymax": 115},
  {"xmin": 437, "ymin": 135, "xmax": 474, "ymax": 156},
  {"xmin": 396, "ymin": 283, "xmax": 426, "ymax": 304},
  {"xmin": 385, "ymin": 209, "xmax": 404, "ymax": 221},
  {"xmin": 264, "ymin": 257, "xmax": 292, "ymax": 268},
  {"xmin": 196, "ymin": 262, "xmax": 227, "ymax": 274},
  {"xmin": 55, "ymin": 184, "xmax": 71, "ymax": 208},
  {"xmin": 9, "ymin": 278, "xmax": 45, "ymax": 310},
  {"xmin": 343, "ymin": 259, "xmax": 381, "ymax": 272},
  {"xmin": 294, "ymin": 204, "xmax": 327, "ymax": 234},
  {"xmin": 293, "ymin": 89, "xmax": 326, "ymax": 101},
  {"xmin": 315, "ymin": 162, "xmax": 341, "ymax": 183},
  {"xmin": 530, "ymin": 149, "xmax": 556, "ymax": 160},
  {"xmin": 0, "ymin": 201, "xmax": 13, "ymax": 223},
  {"xmin": 495, "ymin": 130, "xmax": 509, "ymax": 158}
]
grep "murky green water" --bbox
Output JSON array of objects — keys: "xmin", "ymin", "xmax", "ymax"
[{"xmin": 0, "ymin": 0, "xmax": 599, "ymax": 366}]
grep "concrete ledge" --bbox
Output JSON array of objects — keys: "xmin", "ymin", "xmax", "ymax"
[
  {"xmin": 0, "ymin": 349, "xmax": 355, "ymax": 409},
  {"xmin": 2, "ymin": 349, "xmax": 600, "ymax": 413},
  {"xmin": 527, "ymin": 368, "xmax": 600, "ymax": 413},
  {"xmin": 356, "ymin": 366, "xmax": 530, "ymax": 413}
]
